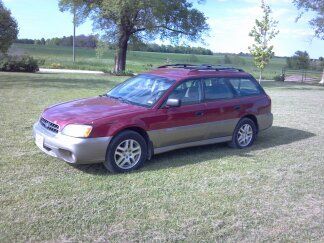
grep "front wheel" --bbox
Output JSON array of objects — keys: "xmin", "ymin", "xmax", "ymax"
[
  {"xmin": 228, "ymin": 118, "xmax": 257, "ymax": 149},
  {"xmin": 104, "ymin": 130, "xmax": 147, "ymax": 173}
]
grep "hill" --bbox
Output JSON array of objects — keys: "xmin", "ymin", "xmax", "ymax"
[{"xmin": 10, "ymin": 43, "xmax": 286, "ymax": 79}]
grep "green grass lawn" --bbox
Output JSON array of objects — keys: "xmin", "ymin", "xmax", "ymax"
[
  {"xmin": 0, "ymin": 72, "xmax": 323, "ymax": 241},
  {"xmin": 10, "ymin": 43, "xmax": 287, "ymax": 79}
]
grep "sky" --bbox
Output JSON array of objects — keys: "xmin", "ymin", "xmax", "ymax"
[{"xmin": 2, "ymin": 0, "xmax": 324, "ymax": 58}]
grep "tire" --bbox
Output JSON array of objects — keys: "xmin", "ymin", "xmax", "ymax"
[
  {"xmin": 104, "ymin": 130, "xmax": 147, "ymax": 173},
  {"xmin": 228, "ymin": 118, "xmax": 257, "ymax": 149}
]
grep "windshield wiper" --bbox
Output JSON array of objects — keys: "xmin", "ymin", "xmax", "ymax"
[
  {"xmin": 107, "ymin": 95, "xmax": 131, "ymax": 104},
  {"xmin": 99, "ymin": 93, "xmax": 108, "ymax": 97},
  {"xmin": 116, "ymin": 97, "xmax": 131, "ymax": 104}
]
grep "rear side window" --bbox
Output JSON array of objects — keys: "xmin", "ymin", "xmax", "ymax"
[
  {"xmin": 203, "ymin": 78, "xmax": 233, "ymax": 100},
  {"xmin": 228, "ymin": 78, "xmax": 261, "ymax": 96}
]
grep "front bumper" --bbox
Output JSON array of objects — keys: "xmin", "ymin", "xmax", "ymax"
[{"xmin": 33, "ymin": 122, "xmax": 112, "ymax": 164}]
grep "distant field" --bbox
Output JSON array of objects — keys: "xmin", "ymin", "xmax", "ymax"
[{"xmin": 10, "ymin": 43, "xmax": 287, "ymax": 79}]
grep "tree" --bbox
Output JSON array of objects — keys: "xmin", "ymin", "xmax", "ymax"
[
  {"xmin": 0, "ymin": 0, "xmax": 18, "ymax": 56},
  {"xmin": 40, "ymin": 38, "xmax": 46, "ymax": 45},
  {"xmin": 293, "ymin": 0, "xmax": 324, "ymax": 40},
  {"xmin": 286, "ymin": 51, "xmax": 310, "ymax": 69},
  {"xmin": 59, "ymin": 0, "xmax": 209, "ymax": 73},
  {"xmin": 249, "ymin": 0, "xmax": 279, "ymax": 82},
  {"xmin": 293, "ymin": 0, "xmax": 324, "ymax": 84},
  {"xmin": 95, "ymin": 40, "xmax": 109, "ymax": 59}
]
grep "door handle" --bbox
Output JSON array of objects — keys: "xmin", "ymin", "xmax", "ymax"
[
  {"xmin": 195, "ymin": 111, "xmax": 204, "ymax": 116},
  {"xmin": 233, "ymin": 105, "xmax": 241, "ymax": 110}
]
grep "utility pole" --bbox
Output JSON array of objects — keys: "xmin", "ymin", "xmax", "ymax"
[{"xmin": 73, "ymin": 5, "xmax": 76, "ymax": 63}]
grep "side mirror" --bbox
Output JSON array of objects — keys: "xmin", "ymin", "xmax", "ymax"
[{"xmin": 166, "ymin": 98, "xmax": 181, "ymax": 107}]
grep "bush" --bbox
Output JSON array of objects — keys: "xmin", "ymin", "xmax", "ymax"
[
  {"xmin": 49, "ymin": 63, "xmax": 63, "ymax": 69},
  {"xmin": 273, "ymin": 74, "xmax": 285, "ymax": 81},
  {"xmin": 286, "ymin": 51, "xmax": 310, "ymax": 70},
  {"xmin": 0, "ymin": 55, "xmax": 44, "ymax": 72},
  {"xmin": 187, "ymin": 54, "xmax": 199, "ymax": 63},
  {"xmin": 95, "ymin": 41, "xmax": 109, "ymax": 59},
  {"xmin": 224, "ymin": 55, "xmax": 246, "ymax": 65},
  {"xmin": 143, "ymin": 64, "xmax": 153, "ymax": 70},
  {"xmin": 108, "ymin": 69, "xmax": 135, "ymax": 76},
  {"xmin": 224, "ymin": 54, "xmax": 231, "ymax": 64},
  {"xmin": 232, "ymin": 56, "xmax": 246, "ymax": 65}
]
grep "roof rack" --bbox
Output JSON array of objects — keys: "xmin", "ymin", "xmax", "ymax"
[
  {"xmin": 158, "ymin": 64, "xmax": 196, "ymax": 68},
  {"xmin": 157, "ymin": 64, "xmax": 244, "ymax": 72}
]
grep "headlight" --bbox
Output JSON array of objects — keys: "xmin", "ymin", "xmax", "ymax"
[{"xmin": 62, "ymin": 124, "xmax": 93, "ymax": 138}]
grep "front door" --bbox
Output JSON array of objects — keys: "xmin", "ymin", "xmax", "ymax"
[{"xmin": 147, "ymin": 79, "xmax": 207, "ymax": 148}]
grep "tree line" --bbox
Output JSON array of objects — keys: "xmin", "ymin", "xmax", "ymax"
[
  {"xmin": 14, "ymin": 35, "xmax": 97, "ymax": 48},
  {"xmin": 286, "ymin": 51, "xmax": 324, "ymax": 70},
  {"xmin": 129, "ymin": 43, "xmax": 213, "ymax": 55},
  {"xmin": 14, "ymin": 36, "xmax": 213, "ymax": 55}
]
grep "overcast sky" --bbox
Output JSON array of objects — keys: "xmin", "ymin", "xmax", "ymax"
[{"xmin": 3, "ymin": 0, "xmax": 324, "ymax": 58}]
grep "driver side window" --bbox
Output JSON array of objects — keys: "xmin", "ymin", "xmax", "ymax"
[{"xmin": 169, "ymin": 79, "xmax": 202, "ymax": 105}]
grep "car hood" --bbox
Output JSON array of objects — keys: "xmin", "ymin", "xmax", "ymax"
[{"xmin": 42, "ymin": 96, "xmax": 146, "ymax": 129}]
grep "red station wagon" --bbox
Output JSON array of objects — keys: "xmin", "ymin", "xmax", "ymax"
[{"xmin": 33, "ymin": 64, "xmax": 273, "ymax": 172}]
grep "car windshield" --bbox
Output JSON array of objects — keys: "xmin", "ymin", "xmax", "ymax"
[{"xmin": 107, "ymin": 74, "xmax": 175, "ymax": 107}]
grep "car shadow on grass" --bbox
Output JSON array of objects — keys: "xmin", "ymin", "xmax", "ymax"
[{"xmin": 72, "ymin": 126, "xmax": 315, "ymax": 175}]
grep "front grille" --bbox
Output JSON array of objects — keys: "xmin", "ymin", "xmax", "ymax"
[{"xmin": 40, "ymin": 117, "xmax": 59, "ymax": 133}]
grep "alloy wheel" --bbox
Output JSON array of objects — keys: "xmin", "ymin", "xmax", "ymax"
[
  {"xmin": 114, "ymin": 139, "xmax": 142, "ymax": 169},
  {"xmin": 237, "ymin": 124, "xmax": 253, "ymax": 147}
]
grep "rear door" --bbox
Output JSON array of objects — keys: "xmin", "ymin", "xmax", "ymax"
[
  {"xmin": 147, "ymin": 79, "xmax": 207, "ymax": 148},
  {"xmin": 227, "ymin": 76, "xmax": 266, "ymax": 124},
  {"xmin": 202, "ymin": 77, "xmax": 240, "ymax": 139}
]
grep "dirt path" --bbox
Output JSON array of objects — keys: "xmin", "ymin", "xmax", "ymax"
[
  {"xmin": 285, "ymin": 75, "xmax": 319, "ymax": 83},
  {"xmin": 38, "ymin": 68, "xmax": 105, "ymax": 75}
]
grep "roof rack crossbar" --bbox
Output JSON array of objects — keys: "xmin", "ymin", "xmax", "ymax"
[
  {"xmin": 191, "ymin": 66, "xmax": 244, "ymax": 72},
  {"xmin": 158, "ymin": 64, "xmax": 244, "ymax": 72},
  {"xmin": 158, "ymin": 64, "xmax": 197, "ymax": 68}
]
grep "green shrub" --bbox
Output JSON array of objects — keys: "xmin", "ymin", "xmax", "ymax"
[
  {"xmin": 143, "ymin": 64, "xmax": 153, "ymax": 70},
  {"xmin": 273, "ymin": 74, "xmax": 285, "ymax": 81},
  {"xmin": 224, "ymin": 54, "xmax": 231, "ymax": 64},
  {"xmin": 0, "ymin": 55, "xmax": 44, "ymax": 72},
  {"xmin": 187, "ymin": 54, "xmax": 199, "ymax": 63},
  {"xmin": 108, "ymin": 69, "xmax": 135, "ymax": 76},
  {"xmin": 49, "ymin": 63, "xmax": 63, "ymax": 69},
  {"xmin": 224, "ymin": 55, "xmax": 246, "ymax": 65},
  {"xmin": 95, "ymin": 41, "xmax": 109, "ymax": 59},
  {"xmin": 232, "ymin": 56, "xmax": 246, "ymax": 65}
]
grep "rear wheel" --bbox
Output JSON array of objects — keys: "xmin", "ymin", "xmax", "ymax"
[
  {"xmin": 228, "ymin": 118, "xmax": 257, "ymax": 148},
  {"xmin": 104, "ymin": 130, "xmax": 147, "ymax": 173}
]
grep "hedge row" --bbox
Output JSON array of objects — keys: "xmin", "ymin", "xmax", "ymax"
[{"xmin": 0, "ymin": 55, "xmax": 44, "ymax": 73}]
